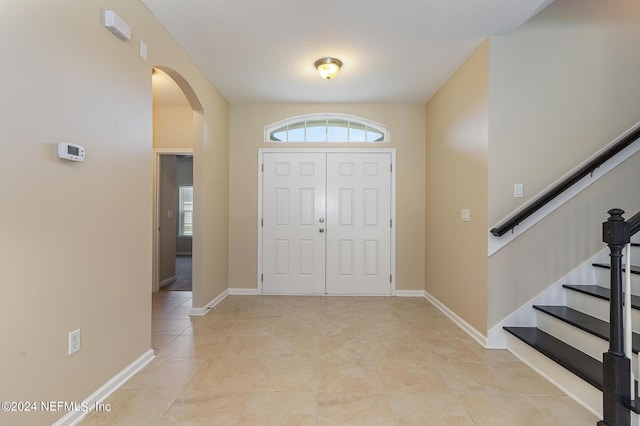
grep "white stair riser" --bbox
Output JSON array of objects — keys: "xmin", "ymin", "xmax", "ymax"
[
  {"xmin": 595, "ymin": 267, "xmax": 640, "ymax": 293},
  {"xmin": 565, "ymin": 290, "xmax": 640, "ymax": 331},
  {"xmin": 536, "ymin": 311, "xmax": 638, "ymax": 377}
]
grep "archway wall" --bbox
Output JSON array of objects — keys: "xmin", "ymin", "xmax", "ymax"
[
  {"xmin": 99, "ymin": 0, "xmax": 231, "ymax": 403},
  {"xmin": 0, "ymin": 2, "xmax": 228, "ymax": 424},
  {"xmin": 155, "ymin": 66, "xmax": 204, "ymax": 112},
  {"xmin": 139, "ymin": 11, "xmax": 230, "ymax": 309},
  {"xmin": 152, "ymin": 67, "xmax": 195, "ymax": 150}
]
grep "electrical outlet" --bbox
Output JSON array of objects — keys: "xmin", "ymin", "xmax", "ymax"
[{"xmin": 68, "ymin": 329, "xmax": 81, "ymax": 356}]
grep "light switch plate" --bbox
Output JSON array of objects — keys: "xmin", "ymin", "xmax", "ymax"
[
  {"xmin": 139, "ymin": 40, "xmax": 147, "ymax": 60},
  {"xmin": 461, "ymin": 209, "xmax": 470, "ymax": 222},
  {"xmin": 514, "ymin": 183, "xmax": 524, "ymax": 198},
  {"xmin": 68, "ymin": 329, "xmax": 81, "ymax": 355}
]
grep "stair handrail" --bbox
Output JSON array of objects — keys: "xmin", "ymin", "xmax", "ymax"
[
  {"xmin": 599, "ymin": 209, "xmax": 640, "ymax": 426},
  {"xmin": 490, "ymin": 125, "xmax": 640, "ymax": 237}
]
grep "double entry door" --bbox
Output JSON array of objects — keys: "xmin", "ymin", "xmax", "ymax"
[{"xmin": 261, "ymin": 151, "xmax": 392, "ymax": 295}]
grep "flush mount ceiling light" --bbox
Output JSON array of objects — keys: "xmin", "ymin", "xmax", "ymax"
[{"xmin": 315, "ymin": 58, "xmax": 342, "ymax": 80}]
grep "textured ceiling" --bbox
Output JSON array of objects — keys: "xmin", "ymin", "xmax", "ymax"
[{"xmin": 143, "ymin": 0, "xmax": 554, "ymax": 105}]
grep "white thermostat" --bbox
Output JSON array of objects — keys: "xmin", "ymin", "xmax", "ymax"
[{"xmin": 58, "ymin": 142, "xmax": 85, "ymax": 162}]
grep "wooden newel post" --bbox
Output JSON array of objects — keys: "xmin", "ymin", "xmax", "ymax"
[{"xmin": 598, "ymin": 208, "xmax": 631, "ymax": 426}]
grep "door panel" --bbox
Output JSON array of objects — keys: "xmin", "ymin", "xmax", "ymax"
[
  {"xmin": 262, "ymin": 153, "xmax": 326, "ymax": 294},
  {"xmin": 326, "ymin": 153, "xmax": 391, "ymax": 295},
  {"xmin": 262, "ymin": 151, "xmax": 391, "ymax": 295}
]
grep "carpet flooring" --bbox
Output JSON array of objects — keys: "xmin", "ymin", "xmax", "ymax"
[{"xmin": 161, "ymin": 255, "xmax": 192, "ymax": 291}]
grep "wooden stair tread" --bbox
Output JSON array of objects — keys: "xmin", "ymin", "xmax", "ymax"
[
  {"xmin": 534, "ymin": 305, "xmax": 640, "ymax": 354},
  {"xmin": 563, "ymin": 284, "xmax": 640, "ymax": 310},
  {"xmin": 504, "ymin": 326, "xmax": 602, "ymax": 390},
  {"xmin": 592, "ymin": 263, "xmax": 640, "ymax": 274}
]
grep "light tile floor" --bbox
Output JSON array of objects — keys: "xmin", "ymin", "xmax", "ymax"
[{"xmin": 82, "ymin": 291, "xmax": 598, "ymax": 425}]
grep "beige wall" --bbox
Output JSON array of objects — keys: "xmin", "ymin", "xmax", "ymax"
[
  {"xmin": 488, "ymin": 159, "xmax": 640, "ymax": 327},
  {"xmin": 0, "ymin": 1, "xmax": 228, "ymax": 424},
  {"xmin": 139, "ymin": 2, "xmax": 230, "ymax": 308},
  {"xmin": 194, "ymin": 106, "xmax": 230, "ymax": 308},
  {"xmin": 487, "ymin": 0, "xmax": 640, "ymax": 328},
  {"xmin": 425, "ymin": 40, "xmax": 489, "ymax": 334},
  {"xmin": 229, "ymin": 104, "xmax": 425, "ymax": 291},
  {"xmin": 488, "ymin": 0, "xmax": 640, "ymax": 224},
  {"xmin": 418, "ymin": 0, "xmax": 640, "ymax": 334},
  {"xmin": 151, "ymin": 67, "xmax": 194, "ymax": 151},
  {"xmin": 153, "ymin": 106, "xmax": 195, "ymax": 149},
  {"xmin": 159, "ymin": 155, "xmax": 177, "ymax": 282}
]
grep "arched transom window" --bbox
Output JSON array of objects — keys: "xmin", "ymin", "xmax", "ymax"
[{"xmin": 265, "ymin": 114, "xmax": 389, "ymax": 143}]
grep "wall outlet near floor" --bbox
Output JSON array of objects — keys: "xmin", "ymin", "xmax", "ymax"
[{"xmin": 68, "ymin": 329, "xmax": 81, "ymax": 356}]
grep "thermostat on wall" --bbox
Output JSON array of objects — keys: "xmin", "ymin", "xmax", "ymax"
[{"xmin": 58, "ymin": 142, "xmax": 85, "ymax": 162}]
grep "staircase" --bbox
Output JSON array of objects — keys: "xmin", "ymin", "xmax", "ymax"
[
  {"xmin": 504, "ymin": 231, "xmax": 640, "ymax": 424},
  {"xmin": 487, "ymin": 124, "xmax": 640, "ymax": 425}
]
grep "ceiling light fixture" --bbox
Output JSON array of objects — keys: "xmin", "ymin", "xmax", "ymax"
[{"xmin": 315, "ymin": 58, "xmax": 342, "ymax": 80}]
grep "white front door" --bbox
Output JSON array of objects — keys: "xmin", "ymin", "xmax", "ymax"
[
  {"xmin": 262, "ymin": 153, "xmax": 326, "ymax": 294},
  {"xmin": 326, "ymin": 153, "xmax": 391, "ymax": 295},
  {"xmin": 261, "ymin": 151, "xmax": 392, "ymax": 295}
]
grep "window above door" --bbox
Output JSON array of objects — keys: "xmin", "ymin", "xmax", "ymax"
[{"xmin": 265, "ymin": 113, "xmax": 389, "ymax": 143}]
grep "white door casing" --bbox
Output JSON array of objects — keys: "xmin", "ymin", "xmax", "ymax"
[{"xmin": 259, "ymin": 149, "xmax": 396, "ymax": 295}]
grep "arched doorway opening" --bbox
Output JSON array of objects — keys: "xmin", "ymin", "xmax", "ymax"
[{"xmin": 151, "ymin": 67, "xmax": 203, "ymax": 304}]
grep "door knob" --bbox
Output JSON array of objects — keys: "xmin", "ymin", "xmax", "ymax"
[
  {"xmin": 319, "ymin": 218, "xmax": 325, "ymax": 223},
  {"xmin": 319, "ymin": 228, "xmax": 325, "ymax": 233}
]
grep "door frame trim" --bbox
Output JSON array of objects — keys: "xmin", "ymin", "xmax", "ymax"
[
  {"xmin": 152, "ymin": 148, "xmax": 193, "ymax": 293},
  {"xmin": 257, "ymin": 148, "xmax": 397, "ymax": 295}
]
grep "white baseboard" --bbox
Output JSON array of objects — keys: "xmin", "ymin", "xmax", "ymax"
[
  {"xmin": 424, "ymin": 291, "xmax": 487, "ymax": 348},
  {"xmin": 189, "ymin": 289, "xmax": 229, "ymax": 316},
  {"xmin": 395, "ymin": 290, "xmax": 425, "ymax": 298},
  {"xmin": 54, "ymin": 349, "xmax": 155, "ymax": 426},
  {"xmin": 229, "ymin": 288, "xmax": 259, "ymax": 295},
  {"xmin": 159, "ymin": 275, "xmax": 176, "ymax": 287},
  {"xmin": 228, "ymin": 288, "xmax": 424, "ymax": 297}
]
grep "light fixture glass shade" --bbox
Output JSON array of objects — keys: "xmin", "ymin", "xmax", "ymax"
[{"xmin": 315, "ymin": 58, "xmax": 342, "ymax": 80}]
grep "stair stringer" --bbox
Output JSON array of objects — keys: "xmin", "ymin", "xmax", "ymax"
[{"xmin": 487, "ymin": 247, "xmax": 607, "ymax": 349}]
